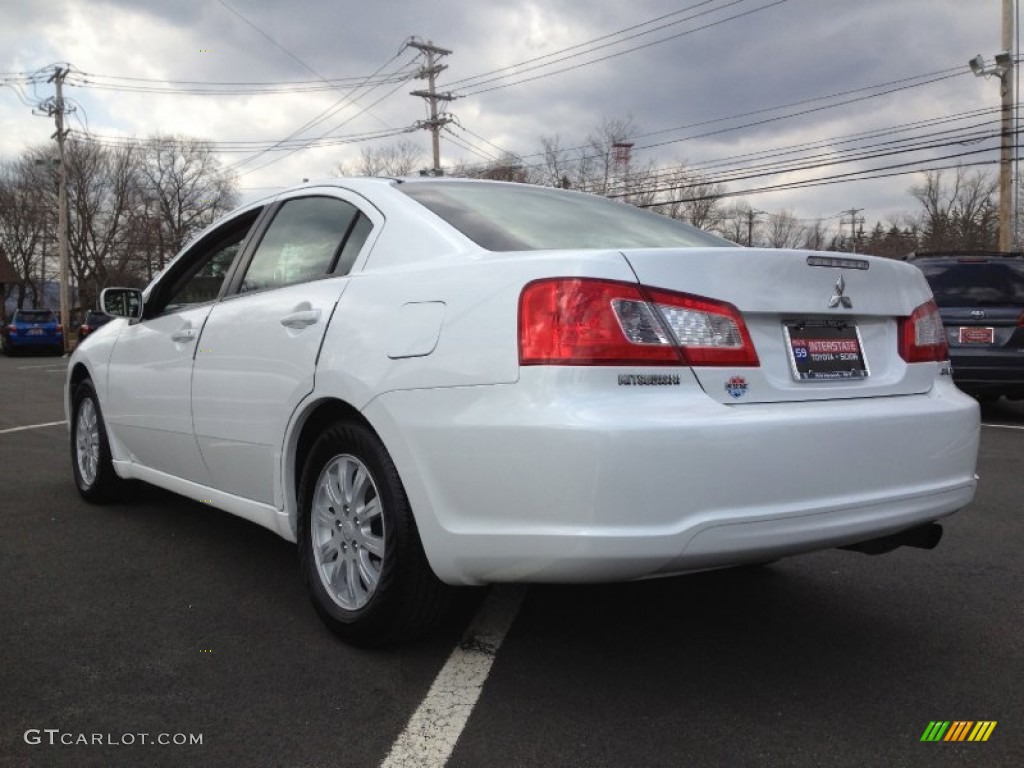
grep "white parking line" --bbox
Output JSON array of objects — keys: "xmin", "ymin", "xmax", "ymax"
[
  {"xmin": 381, "ymin": 585, "xmax": 527, "ymax": 768},
  {"xmin": 982, "ymin": 423, "xmax": 1024, "ymax": 431},
  {"xmin": 16, "ymin": 363, "xmax": 68, "ymax": 370},
  {"xmin": 0, "ymin": 420, "xmax": 67, "ymax": 435}
]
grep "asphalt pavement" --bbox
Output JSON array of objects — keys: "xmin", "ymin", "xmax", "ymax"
[{"xmin": 0, "ymin": 352, "xmax": 1021, "ymax": 767}]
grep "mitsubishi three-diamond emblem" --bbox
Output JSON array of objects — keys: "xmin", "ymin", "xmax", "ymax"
[{"xmin": 829, "ymin": 274, "xmax": 853, "ymax": 309}]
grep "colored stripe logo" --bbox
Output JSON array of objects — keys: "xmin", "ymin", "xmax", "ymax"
[{"xmin": 920, "ymin": 721, "xmax": 997, "ymax": 742}]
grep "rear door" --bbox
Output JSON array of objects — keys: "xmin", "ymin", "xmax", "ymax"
[{"xmin": 190, "ymin": 191, "xmax": 379, "ymax": 506}]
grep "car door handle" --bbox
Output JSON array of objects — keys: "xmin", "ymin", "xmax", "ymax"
[
  {"xmin": 280, "ymin": 309, "xmax": 321, "ymax": 330},
  {"xmin": 170, "ymin": 328, "xmax": 196, "ymax": 343}
]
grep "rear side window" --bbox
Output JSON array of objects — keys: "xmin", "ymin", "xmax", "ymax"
[
  {"xmin": 919, "ymin": 262, "xmax": 1024, "ymax": 307},
  {"xmin": 239, "ymin": 197, "xmax": 360, "ymax": 294}
]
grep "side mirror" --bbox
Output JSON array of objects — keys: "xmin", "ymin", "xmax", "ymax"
[{"xmin": 100, "ymin": 287, "xmax": 144, "ymax": 321}]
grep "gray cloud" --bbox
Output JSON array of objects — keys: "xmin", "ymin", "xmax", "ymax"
[{"xmin": 0, "ymin": 0, "xmax": 1006, "ymax": 224}]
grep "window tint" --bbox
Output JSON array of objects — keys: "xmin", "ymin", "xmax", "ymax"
[
  {"xmin": 919, "ymin": 262, "xmax": 1024, "ymax": 307},
  {"xmin": 335, "ymin": 213, "xmax": 372, "ymax": 276},
  {"xmin": 153, "ymin": 209, "xmax": 260, "ymax": 317},
  {"xmin": 240, "ymin": 197, "xmax": 359, "ymax": 294},
  {"xmin": 399, "ymin": 181, "xmax": 731, "ymax": 251}
]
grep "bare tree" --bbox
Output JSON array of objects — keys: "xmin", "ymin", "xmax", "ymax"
[
  {"xmin": 911, "ymin": 167, "xmax": 997, "ymax": 251},
  {"xmin": 0, "ymin": 151, "xmax": 54, "ymax": 309},
  {"xmin": 800, "ymin": 218, "xmax": 830, "ymax": 251},
  {"xmin": 765, "ymin": 209, "xmax": 805, "ymax": 249},
  {"xmin": 646, "ymin": 165, "xmax": 725, "ymax": 230},
  {"xmin": 528, "ymin": 135, "xmax": 574, "ymax": 189},
  {"xmin": 531, "ymin": 116, "xmax": 640, "ymax": 196},
  {"xmin": 450, "ymin": 152, "xmax": 529, "ymax": 182},
  {"xmin": 63, "ymin": 139, "xmax": 146, "ymax": 308},
  {"xmin": 137, "ymin": 135, "xmax": 238, "ymax": 279},
  {"xmin": 716, "ymin": 202, "xmax": 758, "ymax": 245},
  {"xmin": 335, "ymin": 140, "xmax": 424, "ymax": 177}
]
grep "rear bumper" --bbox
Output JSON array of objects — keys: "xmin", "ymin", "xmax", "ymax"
[
  {"xmin": 365, "ymin": 372, "xmax": 980, "ymax": 585},
  {"xmin": 5, "ymin": 333, "xmax": 63, "ymax": 350},
  {"xmin": 949, "ymin": 349, "xmax": 1024, "ymax": 389}
]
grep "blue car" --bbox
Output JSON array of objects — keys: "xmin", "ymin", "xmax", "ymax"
[{"xmin": 3, "ymin": 308, "xmax": 64, "ymax": 355}]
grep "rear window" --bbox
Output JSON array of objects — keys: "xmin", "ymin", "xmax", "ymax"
[
  {"xmin": 918, "ymin": 261, "xmax": 1024, "ymax": 307},
  {"xmin": 15, "ymin": 310, "xmax": 56, "ymax": 323},
  {"xmin": 399, "ymin": 181, "xmax": 730, "ymax": 251}
]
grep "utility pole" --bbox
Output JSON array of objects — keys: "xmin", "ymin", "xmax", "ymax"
[
  {"xmin": 47, "ymin": 66, "xmax": 72, "ymax": 354},
  {"xmin": 1000, "ymin": 0, "xmax": 1015, "ymax": 251},
  {"xmin": 968, "ymin": 1, "xmax": 1016, "ymax": 250},
  {"xmin": 408, "ymin": 40, "xmax": 455, "ymax": 175},
  {"xmin": 841, "ymin": 207, "xmax": 865, "ymax": 252},
  {"xmin": 745, "ymin": 209, "xmax": 765, "ymax": 247}
]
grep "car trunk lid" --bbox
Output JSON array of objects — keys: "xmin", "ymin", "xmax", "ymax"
[{"xmin": 621, "ymin": 247, "xmax": 940, "ymax": 404}]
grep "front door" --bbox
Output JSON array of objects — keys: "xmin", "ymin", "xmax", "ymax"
[{"xmin": 104, "ymin": 209, "xmax": 263, "ymax": 484}]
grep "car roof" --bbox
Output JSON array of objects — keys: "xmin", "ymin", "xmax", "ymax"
[{"xmin": 909, "ymin": 251, "xmax": 1024, "ymax": 263}]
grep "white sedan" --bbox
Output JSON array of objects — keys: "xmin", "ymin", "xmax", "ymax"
[{"xmin": 66, "ymin": 178, "xmax": 980, "ymax": 645}]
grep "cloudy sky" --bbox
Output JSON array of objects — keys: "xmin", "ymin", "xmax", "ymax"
[{"xmin": 0, "ymin": 0, "xmax": 1009, "ymax": 229}]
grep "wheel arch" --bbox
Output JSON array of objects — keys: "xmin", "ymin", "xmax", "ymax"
[
  {"xmin": 284, "ymin": 397, "xmax": 378, "ymax": 541},
  {"xmin": 67, "ymin": 361, "xmax": 93, "ymax": 417}
]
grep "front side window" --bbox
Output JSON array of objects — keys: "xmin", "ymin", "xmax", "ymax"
[
  {"xmin": 152, "ymin": 209, "xmax": 262, "ymax": 317},
  {"xmin": 239, "ymin": 197, "xmax": 360, "ymax": 294},
  {"xmin": 165, "ymin": 240, "xmax": 242, "ymax": 312}
]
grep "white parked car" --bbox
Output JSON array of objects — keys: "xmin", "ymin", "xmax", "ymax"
[{"xmin": 66, "ymin": 178, "xmax": 980, "ymax": 645}]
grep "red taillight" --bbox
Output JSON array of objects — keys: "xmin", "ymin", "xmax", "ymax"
[
  {"xmin": 7, "ymin": 325, "xmax": 15, "ymax": 335},
  {"xmin": 518, "ymin": 278, "xmax": 759, "ymax": 367},
  {"xmin": 519, "ymin": 279, "xmax": 681, "ymax": 365},
  {"xmin": 56, "ymin": 324, "xmax": 63, "ymax": 333},
  {"xmin": 898, "ymin": 300, "xmax": 948, "ymax": 363},
  {"xmin": 1018, "ymin": 311, "xmax": 1024, "ymax": 327}
]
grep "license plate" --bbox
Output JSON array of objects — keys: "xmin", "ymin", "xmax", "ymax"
[
  {"xmin": 784, "ymin": 320, "xmax": 868, "ymax": 381},
  {"xmin": 27, "ymin": 328, "xmax": 43, "ymax": 336},
  {"xmin": 958, "ymin": 326, "xmax": 994, "ymax": 344}
]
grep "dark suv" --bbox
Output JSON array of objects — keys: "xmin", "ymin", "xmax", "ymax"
[{"xmin": 913, "ymin": 252, "xmax": 1024, "ymax": 401}]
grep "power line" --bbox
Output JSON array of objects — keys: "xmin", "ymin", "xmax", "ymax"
[
  {"xmin": 614, "ymin": 132, "xmax": 1009, "ymax": 201},
  {"xmin": 226, "ymin": 50, "xmax": 417, "ymax": 173},
  {"xmin": 636, "ymin": 149, "xmax": 1017, "ymax": 206},
  {"xmin": 235, "ymin": 61, "xmax": 421, "ymax": 176},
  {"xmin": 455, "ymin": 65, "xmax": 967, "ymax": 175},
  {"xmin": 608, "ymin": 118, "xmax": 1003, "ymax": 194},
  {"xmin": 68, "ymin": 125, "xmax": 416, "ymax": 152},
  {"xmin": 457, "ymin": 0, "xmax": 791, "ymax": 97},
  {"xmin": 215, "ymin": 0, "xmax": 332, "ymax": 85},
  {"xmin": 443, "ymin": 0, "xmax": 739, "ymax": 89},
  {"xmin": 65, "ymin": 71, "xmax": 414, "ymax": 96}
]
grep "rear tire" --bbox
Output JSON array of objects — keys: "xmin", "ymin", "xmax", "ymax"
[
  {"xmin": 297, "ymin": 421, "xmax": 452, "ymax": 647},
  {"xmin": 71, "ymin": 379, "xmax": 123, "ymax": 502}
]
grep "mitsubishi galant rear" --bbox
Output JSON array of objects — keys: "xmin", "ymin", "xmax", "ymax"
[{"xmin": 66, "ymin": 179, "xmax": 980, "ymax": 645}]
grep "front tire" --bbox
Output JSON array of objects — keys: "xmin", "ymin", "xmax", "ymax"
[
  {"xmin": 297, "ymin": 421, "xmax": 451, "ymax": 646},
  {"xmin": 71, "ymin": 379, "xmax": 123, "ymax": 502}
]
